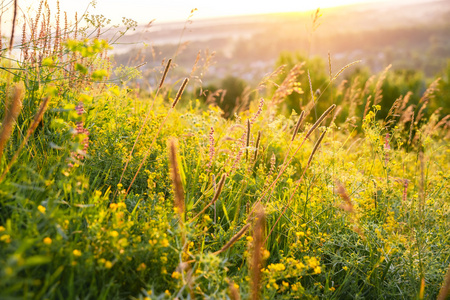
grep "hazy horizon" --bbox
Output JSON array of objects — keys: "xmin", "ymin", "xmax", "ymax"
[{"xmin": 2, "ymin": 0, "xmax": 394, "ymax": 27}]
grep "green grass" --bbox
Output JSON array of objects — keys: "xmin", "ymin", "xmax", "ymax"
[{"xmin": 0, "ymin": 14, "xmax": 449, "ymax": 300}]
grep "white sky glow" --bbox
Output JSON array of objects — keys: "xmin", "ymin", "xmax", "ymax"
[{"xmin": 10, "ymin": 0, "xmax": 387, "ymax": 26}]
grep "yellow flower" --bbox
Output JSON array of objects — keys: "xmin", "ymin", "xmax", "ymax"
[
  {"xmin": 161, "ymin": 238, "xmax": 169, "ymax": 247},
  {"xmin": 308, "ymin": 257, "xmax": 319, "ymax": 269},
  {"xmin": 110, "ymin": 231, "xmax": 119, "ymax": 237},
  {"xmin": 172, "ymin": 271, "xmax": 181, "ymax": 279},
  {"xmin": 38, "ymin": 205, "xmax": 46, "ymax": 214},
  {"xmin": 0, "ymin": 235, "xmax": 11, "ymax": 243},
  {"xmin": 105, "ymin": 261, "xmax": 113, "ymax": 269},
  {"xmin": 268, "ymin": 263, "xmax": 285, "ymax": 272},
  {"xmin": 43, "ymin": 237, "xmax": 52, "ymax": 245},
  {"xmin": 342, "ymin": 266, "xmax": 348, "ymax": 271},
  {"xmin": 0, "ymin": 226, "xmax": 5, "ymax": 232},
  {"xmin": 73, "ymin": 249, "xmax": 82, "ymax": 257},
  {"xmin": 137, "ymin": 263, "xmax": 146, "ymax": 271}
]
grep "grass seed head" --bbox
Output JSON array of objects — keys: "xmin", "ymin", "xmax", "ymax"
[
  {"xmin": 172, "ymin": 78, "xmax": 189, "ymax": 108},
  {"xmin": 0, "ymin": 82, "xmax": 24, "ymax": 161},
  {"xmin": 292, "ymin": 110, "xmax": 305, "ymax": 141},
  {"xmin": 168, "ymin": 138, "xmax": 185, "ymax": 219},
  {"xmin": 305, "ymin": 104, "xmax": 335, "ymax": 139}
]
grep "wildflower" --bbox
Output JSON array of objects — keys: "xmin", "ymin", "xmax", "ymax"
[
  {"xmin": 343, "ymin": 266, "xmax": 348, "ymax": 271},
  {"xmin": 38, "ymin": 205, "xmax": 46, "ymax": 214},
  {"xmin": 43, "ymin": 237, "xmax": 52, "ymax": 245},
  {"xmin": 308, "ymin": 257, "xmax": 320, "ymax": 269},
  {"xmin": 110, "ymin": 231, "xmax": 119, "ymax": 237},
  {"xmin": 73, "ymin": 249, "xmax": 82, "ymax": 257},
  {"xmin": 161, "ymin": 238, "xmax": 169, "ymax": 247},
  {"xmin": 172, "ymin": 271, "xmax": 181, "ymax": 279},
  {"xmin": 0, "ymin": 226, "xmax": 5, "ymax": 232},
  {"xmin": 118, "ymin": 238, "xmax": 128, "ymax": 247},
  {"xmin": 137, "ymin": 263, "xmax": 146, "ymax": 271},
  {"xmin": 268, "ymin": 263, "xmax": 285, "ymax": 272},
  {"xmin": 105, "ymin": 261, "xmax": 113, "ymax": 268},
  {"xmin": 0, "ymin": 235, "xmax": 11, "ymax": 243}
]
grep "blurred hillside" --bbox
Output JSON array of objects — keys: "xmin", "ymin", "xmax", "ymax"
[{"xmin": 111, "ymin": 0, "xmax": 450, "ymax": 86}]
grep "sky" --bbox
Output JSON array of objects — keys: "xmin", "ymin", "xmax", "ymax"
[{"xmin": 9, "ymin": 0, "xmax": 389, "ymax": 26}]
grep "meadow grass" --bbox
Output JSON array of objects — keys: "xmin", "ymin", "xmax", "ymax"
[{"xmin": 0, "ymin": 5, "xmax": 449, "ymax": 300}]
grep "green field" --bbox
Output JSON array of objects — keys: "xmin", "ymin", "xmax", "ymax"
[{"xmin": 1, "ymin": 4, "xmax": 450, "ymax": 300}]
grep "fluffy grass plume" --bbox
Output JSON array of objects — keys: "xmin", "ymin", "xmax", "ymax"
[
  {"xmin": 0, "ymin": 82, "xmax": 24, "ymax": 161},
  {"xmin": 168, "ymin": 138, "xmax": 185, "ymax": 219},
  {"xmin": 250, "ymin": 203, "xmax": 265, "ymax": 300},
  {"xmin": 1, "ymin": 93, "xmax": 51, "ymax": 182}
]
